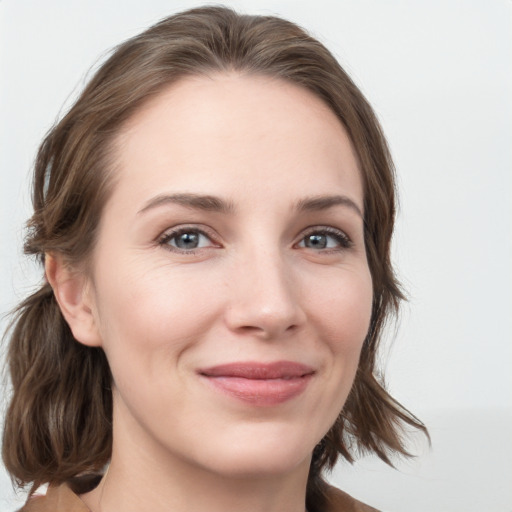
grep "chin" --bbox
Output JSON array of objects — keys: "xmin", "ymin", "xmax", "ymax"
[
  {"xmin": 196, "ymin": 426, "xmax": 316, "ymax": 478},
  {"xmin": 211, "ymin": 451, "xmax": 311, "ymax": 479}
]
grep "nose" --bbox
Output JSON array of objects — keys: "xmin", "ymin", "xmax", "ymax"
[{"xmin": 223, "ymin": 249, "xmax": 306, "ymax": 340}]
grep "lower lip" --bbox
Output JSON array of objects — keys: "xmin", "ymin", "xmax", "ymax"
[{"xmin": 202, "ymin": 375, "xmax": 312, "ymax": 406}]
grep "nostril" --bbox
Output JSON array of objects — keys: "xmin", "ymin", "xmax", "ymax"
[{"xmin": 234, "ymin": 322, "xmax": 299, "ymax": 339}]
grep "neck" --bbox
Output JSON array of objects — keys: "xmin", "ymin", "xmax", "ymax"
[
  {"xmin": 82, "ymin": 458, "xmax": 309, "ymax": 512},
  {"xmin": 80, "ymin": 428, "xmax": 310, "ymax": 512}
]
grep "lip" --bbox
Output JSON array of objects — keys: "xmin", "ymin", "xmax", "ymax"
[{"xmin": 198, "ymin": 361, "xmax": 315, "ymax": 406}]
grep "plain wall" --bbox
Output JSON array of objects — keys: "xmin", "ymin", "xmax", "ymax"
[{"xmin": 1, "ymin": 1, "xmax": 511, "ymax": 510}]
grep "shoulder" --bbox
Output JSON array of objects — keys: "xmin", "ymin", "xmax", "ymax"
[
  {"xmin": 18, "ymin": 481, "xmax": 376, "ymax": 512},
  {"xmin": 325, "ymin": 484, "xmax": 381, "ymax": 512},
  {"xmin": 18, "ymin": 484, "xmax": 90, "ymax": 512}
]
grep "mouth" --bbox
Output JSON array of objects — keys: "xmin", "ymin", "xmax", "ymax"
[{"xmin": 198, "ymin": 361, "xmax": 315, "ymax": 406}]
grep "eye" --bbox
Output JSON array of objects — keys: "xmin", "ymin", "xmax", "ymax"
[
  {"xmin": 296, "ymin": 228, "xmax": 352, "ymax": 251},
  {"xmin": 159, "ymin": 227, "xmax": 217, "ymax": 252}
]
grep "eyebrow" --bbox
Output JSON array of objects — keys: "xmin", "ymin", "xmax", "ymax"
[
  {"xmin": 138, "ymin": 193, "xmax": 235, "ymax": 215},
  {"xmin": 137, "ymin": 192, "xmax": 362, "ymax": 218},
  {"xmin": 295, "ymin": 195, "xmax": 363, "ymax": 218}
]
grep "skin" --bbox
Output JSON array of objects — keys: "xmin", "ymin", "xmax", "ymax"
[{"xmin": 47, "ymin": 73, "xmax": 373, "ymax": 512}]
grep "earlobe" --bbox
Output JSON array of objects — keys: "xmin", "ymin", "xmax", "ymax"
[{"xmin": 45, "ymin": 253, "xmax": 102, "ymax": 347}]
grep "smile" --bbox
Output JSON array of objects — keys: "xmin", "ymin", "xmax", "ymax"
[{"xmin": 198, "ymin": 361, "xmax": 315, "ymax": 406}]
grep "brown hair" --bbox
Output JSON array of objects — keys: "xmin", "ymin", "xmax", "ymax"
[{"xmin": 2, "ymin": 5, "xmax": 427, "ymax": 510}]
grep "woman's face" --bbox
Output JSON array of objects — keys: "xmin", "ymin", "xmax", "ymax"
[{"xmin": 84, "ymin": 73, "xmax": 373, "ymax": 478}]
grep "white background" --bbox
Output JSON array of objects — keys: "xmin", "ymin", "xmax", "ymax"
[{"xmin": 1, "ymin": 1, "xmax": 511, "ymax": 510}]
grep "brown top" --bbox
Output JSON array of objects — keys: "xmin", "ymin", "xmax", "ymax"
[
  {"xmin": 19, "ymin": 484, "xmax": 88, "ymax": 512},
  {"xmin": 19, "ymin": 482, "xmax": 380, "ymax": 512}
]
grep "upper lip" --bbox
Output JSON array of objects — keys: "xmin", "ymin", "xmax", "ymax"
[{"xmin": 198, "ymin": 361, "xmax": 315, "ymax": 379}]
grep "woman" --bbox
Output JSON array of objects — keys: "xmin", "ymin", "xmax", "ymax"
[{"xmin": 2, "ymin": 6, "xmax": 427, "ymax": 512}]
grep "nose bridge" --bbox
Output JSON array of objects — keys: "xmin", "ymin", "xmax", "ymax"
[{"xmin": 225, "ymin": 243, "xmax": 304, "ymax": 337}]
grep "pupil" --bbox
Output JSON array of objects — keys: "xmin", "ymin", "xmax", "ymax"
[
  {"xmin": 306, "ymin": 234, "xmax": 327, "ymax": 249},
  {"xmin": 176, "ymin": 232, "xmax": 199, "ymax": 249}
]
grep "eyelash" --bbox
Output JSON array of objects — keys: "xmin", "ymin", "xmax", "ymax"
[{"xmin": 157, "ymin": 225, "xmax": 353, "ymax": 254}]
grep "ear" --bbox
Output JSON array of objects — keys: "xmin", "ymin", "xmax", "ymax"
[{"xmin": 45, "ymin": 253, "xmax": 102, "ymax": 347}]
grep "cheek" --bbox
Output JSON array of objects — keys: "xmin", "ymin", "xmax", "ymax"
[
  {"xmin": 92, "ymin": 259, "xmax": 223, "ymax": 370},
  {"xmin": 307, "ymin": 265, "xmax": 373, "ymax": 351},
  {"xmin": 299, "ymin": 265, "xmax": 373, "ymax": 435},
  {"xmin": 305, "ymin": 264, "xmax": 373, "ymax": 403},
  {"xmin": 91, "ymin": 261, "xmax": 226, "ymax": 427}
]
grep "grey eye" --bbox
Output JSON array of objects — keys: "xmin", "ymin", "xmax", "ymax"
[
  {"xmin": 304, "ymin": 234, "xmax": 329, "ymax": 249},
  {"xmin": 173, "ymin": 232, "xmax": 201, "ymax": 249},
  {"xmin": 298, "ymin": 230, "xmax": 350, "ymax": 250},
  {"xmin": 297, "ymin": 227, "xmax": 352, "ymax": 251},
  {"xmin": 161, "ymin": 229, "xmax": 213, "ymax": 251}
]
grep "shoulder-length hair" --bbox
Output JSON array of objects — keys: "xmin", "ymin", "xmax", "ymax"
[{"xmin": 2, "ymin": 6, "xmax": 427, "ymax": 511}]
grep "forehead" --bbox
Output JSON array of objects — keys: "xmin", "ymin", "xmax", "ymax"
[{"xmin": 110, "ymin": 73, "xmax": 363, "ymax": 212}]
